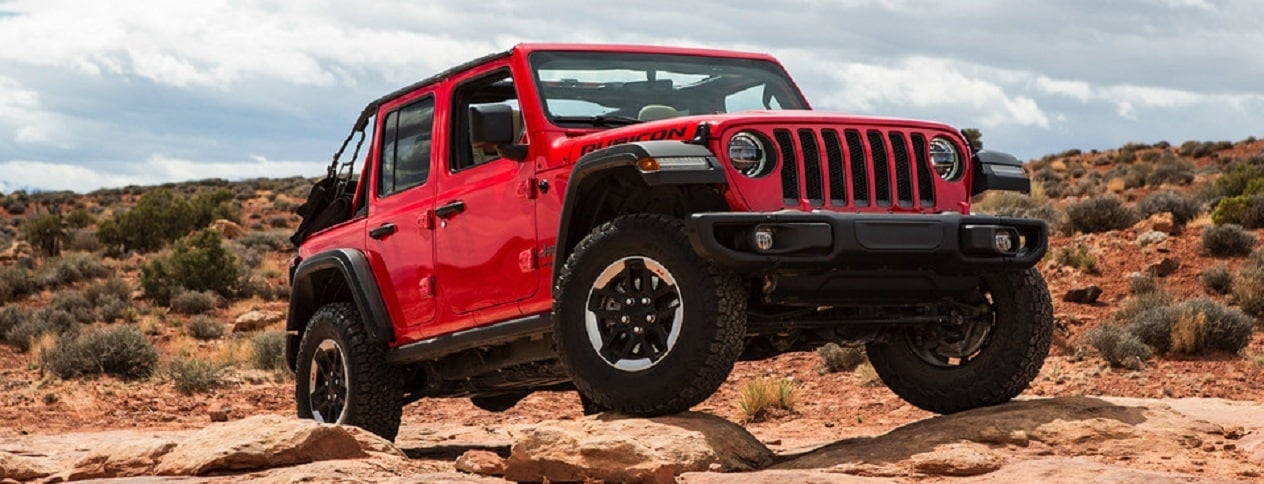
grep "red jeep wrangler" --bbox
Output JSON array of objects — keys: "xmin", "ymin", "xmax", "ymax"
[{"xmin": 287, "ymin": 43, "xmax": 1052, "ymax": 441}]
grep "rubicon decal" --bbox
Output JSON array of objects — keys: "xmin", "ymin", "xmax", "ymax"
[{"xmin": 578, "ymin": 126, "xmax": 692, "ymax": 155}]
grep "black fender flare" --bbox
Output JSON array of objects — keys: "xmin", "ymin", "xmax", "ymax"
[
  {"xmin": 972, "ymin": 150, "xmax": 1031, "ymax": 195},
  {"xmin": 286, "ymin": 248, "xmax": 394, "ymax": 369},
  {"xmin": 552, "ymin": 140, "xmax": 727, "ymax": 281}
]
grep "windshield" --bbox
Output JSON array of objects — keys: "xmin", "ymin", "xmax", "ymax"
[{"xmin": 529, "ymin": 51, "xmax": 808, "ymax": 128}]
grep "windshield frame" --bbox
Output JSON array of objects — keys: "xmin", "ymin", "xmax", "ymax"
[{"xmin": 527, "ymin": 50, "xmax": 809, "ymax": 129}]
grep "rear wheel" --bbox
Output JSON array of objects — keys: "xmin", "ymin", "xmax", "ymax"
[
  {"xmin": 553, "ymin": 214, "xmax": 746, "ymax": 416},
  {"xmin": 865, "ymin": 268, "xmax": 1053, "ymax": 414},
  {"xmin": 296, "ymin": 303, "xmax": 403, "ymax": 441}
]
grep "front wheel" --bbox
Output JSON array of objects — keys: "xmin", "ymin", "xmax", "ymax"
[
  {"xmin": 295, "ymin": 303, "xmax": 403, "ymax": 441},
  {"xmin": 865, "ymin": 268, "xmax": 1053, "ymax": 414},
  {"xmin": 553, "ymin": 214, "xmax": 746, "ymax": 416}
]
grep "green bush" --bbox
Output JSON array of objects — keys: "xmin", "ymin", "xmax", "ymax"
[
  {"xmin": 1137, "ymin": 191, "xmax": 1201, "ymax": 227},
  {"xmin": 141, "ymin": 229, "xmax": 239, "ymax": 305},
  {"xmin": 185, "ymin": 315, "xmax": 225, "ymax": 340},
  {"xmin": 1114, "ymin": 290, "xmax": 1173, "ymax": 325},
  {"xmin": 1065, "ymin": 196, "xmax": 1139, "ymax": 233},
  {"xmin": 167, "ymin": 357, "xmax": 226, "ymax": 395},
  {"xmin": 1128, "ymin": 273, "xmax": 1158, "ymax": 295},
  {"xmin": 1211, "ymin": 195, "xmax": 1264, "ymax": 228},
  {"xmin": 0, "ymin": 266, "xmax": 36, "ymax": 303},
  {"xmin": 169, "ymin": 290, "xmax": 217, "ymax": 315},
  {"xmin": 1235, "ymin": 252, "xmax": 1264, "ymax": 317},
  {"xmin": 98, "ymin": 188, "xmax": 197, "ymax": 253},
  {"xmin": 1211, "ymin": 158, "xmax": 1264, "ymax": 197},
  {"xmin": 1086, "ymin": 324, "xmax": 1152, "ymax": 368},
  {"xmin": 1129, "ymin": 298, "xmax": 1254, "ymax": 355},
  {"xmin": 1199, "ymin": 264, "xmax": 1233, "ymax": 294},
  {"xmin": 22, "ymin": 213, "xmax": 66, "ymax": 257},
  {"xmin": 86, "ymin": 278, "xmax": 131, "ymax": 305},
  {"xmin": 250, "ymin": 330, "xmax": 287, "ymax": 371},
  {"xmin": 1055, "ymin": 244, "xmax": 1098, "ymax": 274},
  {"xmin": 42, "ymin": 325, "xmax": 158, "ymax": 380},
  {"xmin": 1202, "ymin": 224, "xmax": 1257, "ymax": 257}
]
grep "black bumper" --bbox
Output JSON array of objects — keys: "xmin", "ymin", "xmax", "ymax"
[{"xmin": 687, "ymin": 211, "xmax": 1047, "ymax": 275}]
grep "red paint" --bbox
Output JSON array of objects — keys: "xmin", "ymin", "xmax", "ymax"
[{"xmin": 299, "ymin": 43, "xmax": 979, "ymax": 348}]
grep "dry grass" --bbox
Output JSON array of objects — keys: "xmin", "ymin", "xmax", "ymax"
[
  {"xmin": 854, "ymin": 362, "xmax": 883, "ymax": 387},
  {"xmin": 1169, "ymin": 311, "xmax": 1208, "ymax": 354},
  {"xmin": 737, "ymin": 377, "xmax": 797, "ymax": 422}
]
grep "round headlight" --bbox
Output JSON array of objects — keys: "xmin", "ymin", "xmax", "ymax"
[
  {"xmin": 929, "ymin": 137, "xmax": 962, "ymax": 181},
  {"xmin": 727, "ymin": 132, "xmax": 771, "ymax": 177}
]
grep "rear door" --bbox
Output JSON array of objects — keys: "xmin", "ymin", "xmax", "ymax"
[{"xmin": 364, "ymin": 93, "xmax": 439, "ymax": 331}]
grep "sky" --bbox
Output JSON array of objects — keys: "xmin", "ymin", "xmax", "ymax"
[{"xmin": 0, "ymin": 0, "xmax": 1261, "ymax": 193}]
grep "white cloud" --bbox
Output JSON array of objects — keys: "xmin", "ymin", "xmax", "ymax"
[
  {"xmin": 1034, "ymin": 77, "xmax": 1093, "ymax": 103},
  {"xmin": 0, "ymin": 76, "xmax": 62, "ymax": 145},
  {"xmin": 0, "ymin": 156, "xmax": 326, "ymax": 193}
]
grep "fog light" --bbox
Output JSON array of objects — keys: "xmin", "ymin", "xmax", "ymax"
[
  {"xmin": 753, "ymin": 228, "xmax": 775, "ymax": 252},
  {"xmin": 994, "ymin": 231, "xmax": 1016, "ymax": 253}
]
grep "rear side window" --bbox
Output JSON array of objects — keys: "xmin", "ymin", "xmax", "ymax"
[{"xmin": 378, "ymin": 96, "xmax": 435, "ymax": 197}]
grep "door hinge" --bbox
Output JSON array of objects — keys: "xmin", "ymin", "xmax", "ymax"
[
  {"xmin": 518, "ymin": 177, "xmax": 538, "ymax": 200},
  {"xmin": 418, "ymin": 276, "xmax": 434, "ymax": 297},
  {"xmin": 419, "ymin": 209, "xmax": 435, "ymax": 230},
  {"xmin": 518, "ymin": 248, "xmax": 538, "ymax": 272}
]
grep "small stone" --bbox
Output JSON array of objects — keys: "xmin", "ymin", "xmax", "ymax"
[
  {"xmin": 909, "ymin": 443, "xmax": 1002, "ymax": 477},
  {"xmin": 232, "ymin": 310, "xmax": 285, "ymax": 333},
  {"xmin": 1136, "ymin": 230, "xmax": 1168, "ymax": 246},
  {"xmin": 1062, "ymin": 285, "xmax": 1103, "ymax": 304},
  {"xmin": 708, "ymin": 463, "xmax": 722, "ymax": 472},
  {"xmin": 1146, "ymin": 257, "xmax": 1180, "ymax": 277},
  {"xmin": 764, "ymin": 439, "xmax": 782, "ymax": 446},
  {"xmin": 454, "ymin": 450, "xmax": 504, "ymax": 477},
  {"xmin": 208, "ymin": 408, "xmax": 229, "ymax": 422}
]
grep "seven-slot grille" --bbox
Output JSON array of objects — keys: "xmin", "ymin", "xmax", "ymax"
[{"xmin": 767, "ymin": 127, "xmax": 937, "ymax": 209}]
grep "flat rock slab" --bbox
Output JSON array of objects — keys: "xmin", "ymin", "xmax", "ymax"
[
  {"xmin": 505, "ymin": 411, "xmax": 775, "ymax": 483},
  {"xmin": 154, "ymin": 414, "xmax": 403, "ymax": 476}
]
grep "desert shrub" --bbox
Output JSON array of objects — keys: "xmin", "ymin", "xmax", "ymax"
[
  {"xmin": 1199, "ymin": 265, "xmax": 1233, "ymax": 294},
  {"xmin": 250, "ymin": 330, "xmax": 287, "ymax": 371},
  {"xmin": 50, "ymin": 290, "xmax": 95, "ymax": 323},
  {"xmin": 1114, "ymin": 290, "xmax": 1173, "ymax": 325},
  {"xmin": 186, "ymin": 315, "xmax": 225, "ymax": 340},
  {"xmin": 86, "ymin": 278, "xmax": 131, "ymax": 304},
  {"xmin": 4, "ymin": 308, "xmax": 78, "ymax": 352},
  {"xmin": 1211, "ymin": 158, "xmax": 1264, "ymax": 198},
  {"xmin": 1136, "ymin": 191, "xmax": 1201, "ymax": 227},
  {"xmin": 1129, "ymin": 298, "xmax": 1254, "ymax": 355},
  {"xmin": 1179, "ymin": 140, "xmax": 1232, "ymax": 158},
  {"xmin": 64, "ymin": 208, "xmax": 93, "ymax": 229},
  {"xmin": 22, "ymin": 213, "xmax": 67, "ymax": 257},
  {"xmin": 1065, "ymin": 196, "xmax": 1139, "ymax": 233},
  {"xmin": 4, "ymin": 198, "xmax": 25, "ymax": 215},
  {"xmin": 42, "ymin": 325, "xmax": 158, "ymax": 380},
  {"xmin": 95, "ymin": 296, "xmax": 131, "ymax": 323},
  {"xmin": 238, "ymin": 272, "xmax": 285, "ymax": 301},
  {"xmin": 169, "ymin": 290, "xmax": 217, "ymax": 315},
  {"xmin": 191, "ymin": 188, "xmax": 241, "ymax": 227},
  {"xmin": 817, "ymin": 343, "xmax": 866, "ymax": 374},
  {"xmin": 971, "ymin": 192, "xmax": 1064, "ymax": 230},
  {"xmin": 1055, "ymin": 244, "xmax": 1098, "ymax": 274},
  {"xmin": 1202, "ymin": 224, "xmax": 1257, "ymax": 257},
  {"xmin": 141, "ymin": 229, "xmax": 239, "ymax": 305},
  {"xmin": 64, "ymin": 229, "xmax": 101, "ymax": 253},
  {"xmin": 962, "ymin": 128, "xmax": 982, "ymax": 151},
  {"xmin": 1085, "ymin": 324, "xmax": 1152, "ymax": 368},
  {"xmin": 97, "ymin": 188, "xmax": 198, "ymax": 253},
  {"xmin": 268, "ymin": 216, "xmax": 290, "ymax": 229},
  {"xmin": 237, "ymin": 230, "xmax": 291, "ymax": 253},
  {"xmin": 37, "ymin": 253, "xmax": 110, "ymax": 288},
  {"xmin": 0, "ymin": 266, "xmax": 36, "ymax": 302},
  {"xmin": 167, "ymin": 357, "xmax": 226, "ymax": 394},
  {"xmin": 1235, "ymin": 252, "xmax": 1264, "ymax": 317},
  {"xmin": 737, "ymin": 377, "xmax": 796, "ymax": 422},
  {"xmin": 1146, "ymin": 156, "xmax": 1195, "ymax": 186},
  {"xmin": 1210, "ymin": 195, "xmax": 1264, "ymax": 228},
  {"xmin": 1128, "ymin": 273, "xmax": 1158, "ymax": 295},
  {"xmin": 0, "ymin": 306, "xmax": 24, "ymax": 338}
]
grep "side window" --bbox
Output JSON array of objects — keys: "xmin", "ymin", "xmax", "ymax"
[
  {"xmin": 451, "ymin": 70, "xmax": 522, "ymax": 171},
  {"xmin": 378, "ymin": 97, "xmax": 435, "ymax": 197}
]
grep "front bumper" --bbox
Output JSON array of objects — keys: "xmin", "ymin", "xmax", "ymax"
[{"xmin": 687, "ymin": 211, "xmax": 1047, "ymax": 275}]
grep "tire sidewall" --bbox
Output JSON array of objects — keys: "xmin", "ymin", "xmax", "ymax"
[
  {"xmin": 555, "ymin": 216, "xmax": 739, "ymax": 408},
  {"xmin": 295, "ymin": 315, "xmax": 349, "ymax": 423}
]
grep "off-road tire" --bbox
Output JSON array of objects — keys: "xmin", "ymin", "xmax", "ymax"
[
  {"xmin": 865, "ymin": 267, "xmax": 1053, "ymax": 414},
  {"xmin": 296, "ymin": 302, "xmax": 403, "ymax": 441},
  {"xmin": 553, "ymin": 214, "xmax": 746, "ymax": 416}
]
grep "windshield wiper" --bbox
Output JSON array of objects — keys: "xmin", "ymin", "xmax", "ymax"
[{"xmin": 552, "ymin": 114, "xmax": 643, "ymax": 127}]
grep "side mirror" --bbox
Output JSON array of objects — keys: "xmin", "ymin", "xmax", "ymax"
[{"xmin": 469, "ymin": 104, "xmax": 527, "ymax": 161}]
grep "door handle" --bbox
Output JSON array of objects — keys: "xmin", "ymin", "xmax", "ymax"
[
  {"xmin": 435, "ymin": 200, "xmax": 466, "ymax": 219},
  {"xmin": 369, "ymin": 223, "xmax": 397, "ymax": 240}
]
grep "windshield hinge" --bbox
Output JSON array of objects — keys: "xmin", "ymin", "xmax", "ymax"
[{"xmin": 686, "ymin": 122, "xmax": 711, "ymax": 145}]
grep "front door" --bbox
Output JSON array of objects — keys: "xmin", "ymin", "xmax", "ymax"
[{"xmin": 434, "ymin": 67, "xmax": 538, "ymax": 316}]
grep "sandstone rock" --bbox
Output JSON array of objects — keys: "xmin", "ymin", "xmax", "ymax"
[
  {"xmin": 209, "ymin": 407, "xmax": 230, "ymax": 422},
  {"xmin": 971, "ymin": 457, "xmax": 1205, "ymax": 483},
  {"xmin": 0, "ymin": 241, "xmax": 32, "ymax": 262},
  {"xmin": 679, "ymin": 469, "xmax": 882, "ymax": 483},
  {"xmin": 503, "ymin": 412, "xmax": 774, "ymax": 483},
  {"xmin": 0, "ymin": 451, "xmax": 52, "ymax": 481},
  {"xmin": 68, "ymin": 436, "xmax": 177, "ymax": 479},
  {"xmin": 153, "ymin": 414, "xmax": 403, "ymax": 476},
  {"xmin": 232, "ymin": 310, "xmax": 285, "ymax": 333},
  {"xmin": 1145, "ymin": 257, "xmax": 1180, "ymax": 277},
  {"xmin": 1136, "ymin": 230, "xmax": 1167, "ymax": 246},
  {"xmin": 1133, "ymin": 212, "xmax": 1176, "ymax": 235},
  {"xmin": 1061, "ymin": 285, "xmax": 1102, "ymax": 304},
  {"xmin": 455, "ymin": 449, "xmax": 505, "ymax": 476},
  {"xmin": 210, "ymin": 219, "xmax": 246, "ymax": 239},
  {"xmin": 908, "ymin": 442, "xmax": 1002, "ymax": 476}
]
